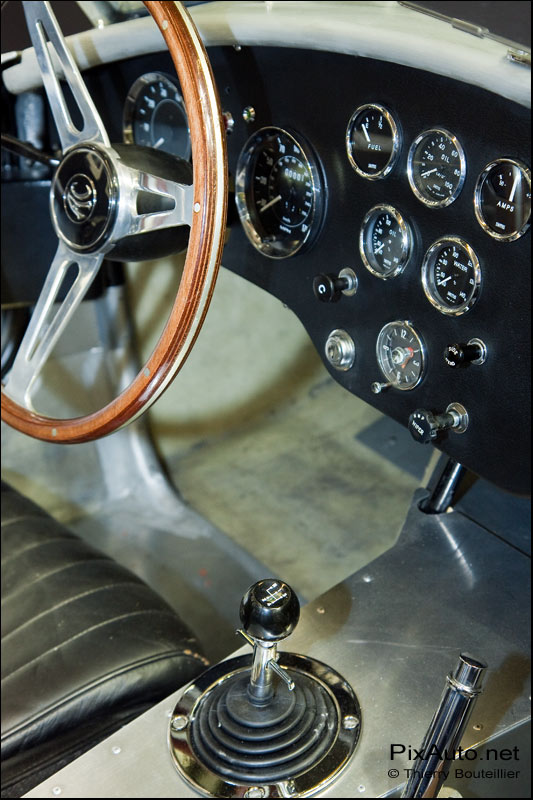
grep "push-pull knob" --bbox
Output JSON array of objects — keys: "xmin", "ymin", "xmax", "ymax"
[
  {"xmin": 238, "ymin": 579, "xmax": 300, "ymax": 705},
  {"xmin": 313, "ymin": 268, "xmax": 357, "ymax": 302},
  {"xmin": 408, "ymin": 403, "xmax": 469, "ymax": 444},
  {"xmin": 444, "ymin": 338, "xmax": 487, "ymax": 367}
]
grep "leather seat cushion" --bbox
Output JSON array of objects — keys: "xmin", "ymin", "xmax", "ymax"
[{"xmin": 1, "ymin": 481, "xmax": 209, "ymax": 760}]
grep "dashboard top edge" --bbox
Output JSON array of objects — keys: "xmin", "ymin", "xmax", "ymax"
[{"xmin": 2, "ymin": 1, "xmax": 531, "ymax": 108}]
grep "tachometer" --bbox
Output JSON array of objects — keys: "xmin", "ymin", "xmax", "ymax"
[
  {"xmin": 123, "ymin": 72, "xmax": 191, "ymax": 159},
  {"xmin": 235, "ymin": 127, "xmax": 326, "ymax": 259},
  {"xmin": 408, "ymin": 129, "xmax": 466, "ymax": 207},
  {"xmin": 422, "ymin": 237, "xmax": 481, "ymax": 316}
]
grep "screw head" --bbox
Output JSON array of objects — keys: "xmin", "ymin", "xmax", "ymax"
[
  {"xmin": 244, "ymin": 788, "xmax": 265, "ymax": 798},
  {"xmin": 343, "ymin": 714, "xmax": 359, "ymax": 730},
  {"xmin": 171, "ymin": 715, "xmax": 188, "ymax": 732}
]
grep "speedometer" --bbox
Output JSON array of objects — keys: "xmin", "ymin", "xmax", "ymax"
[{"xmin": 235, "ymin": 127, "xmax": 326, "ymax": 259}]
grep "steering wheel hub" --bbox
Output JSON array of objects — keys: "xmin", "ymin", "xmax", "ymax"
[{"xmin": 51, "ymin": 145, "xmax": 118, "ymax": 252}]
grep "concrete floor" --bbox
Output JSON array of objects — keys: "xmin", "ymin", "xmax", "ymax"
[{"xmin": 1, "ymin": 265, "xmax": 433, "ymax": 657}]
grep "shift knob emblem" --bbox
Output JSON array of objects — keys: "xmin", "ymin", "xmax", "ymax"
[{"xmin": 240, "ymin": 578, "xmax": 300, "ymax": 642}]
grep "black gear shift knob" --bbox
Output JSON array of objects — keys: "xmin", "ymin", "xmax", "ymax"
[{"xmin": 240, "ymin": 579, "xmax": 300, "ymax": 642}]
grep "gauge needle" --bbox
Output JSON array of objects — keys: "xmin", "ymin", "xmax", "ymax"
[
  {"xmin": 509, "ymin": 172, "xmax": 520, "ymax": 203},
  {"xmin": 362, "ymin": 124, "xmax": 371, "ymax": 143},
  {"xmin": 374, "ymin": 242, "xmax": 385, "ymax": 254},
  {"xmin": 437, "ymin": 276, "xmax": 452, "ymax": 286},
  {"xmin": 421, "ymin": 168, "xmax": 437, "ymax": 178},
  {"xmin": 401, "ymin": 347, "xmax": 414, "ymax": 368},
  {"xmin": 154, "ymin": 137, "xmax": 165, "ymax": 149},
  {"xmin": 259, "ymin": 194, "xmax": 282, "ymax": 214}
]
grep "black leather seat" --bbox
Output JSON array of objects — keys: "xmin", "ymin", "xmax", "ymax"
[{"xmin": 1, "ymin": 481, "xmax": 209, "ymax": 797}]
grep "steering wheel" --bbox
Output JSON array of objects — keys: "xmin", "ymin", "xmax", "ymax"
[{"xmin": 1, "ymin": 0, "xmax": 227, "ymax": 443}]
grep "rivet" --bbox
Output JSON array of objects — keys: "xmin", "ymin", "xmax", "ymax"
[
  {"xmin": 52, "ymin": 428, "xmax": 57, "ymax": 437},
  {"xmin": 194, "ymin": 202, "xmax": 201, "ymax": 213},
  {"xmin": 358, "ymin": 785, "xmax": 366, "ymax": 793},
  {"xmin": 111, "ymin": 745, "xmax": 121, "ymax": 755},
  {"xmin": 162, "ymin": 20, "xmax": 168, "ymax": 30},
  {"xmin": 473, "ymin": 723, "xmax": 483, "ymax": 731},
  {"xmin": 316, "ymin": 606, "xmax": 325, "ymax": 615},
  {"xmin": 52, "ymin": 789, "xmax": 62, "ymax": 797},
  {"xmin": 362, "ymin": 574, "xmax": 373, "ymax": 583},
  {"xmin": 144, "ymin": 367, "xmax": 150, "ymax": 377}
]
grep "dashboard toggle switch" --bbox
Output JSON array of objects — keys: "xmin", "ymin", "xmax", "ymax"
[
  {"xmin": 409, "ymin": 402, "xmax": 469, "ymax": 443},
  {"xmin": 444, "ymin": 338, "xmax": 487, "ymax": 367},
  {"xmin": 313, "ymin": 267, "xmax": 357, "ymax": 302}
]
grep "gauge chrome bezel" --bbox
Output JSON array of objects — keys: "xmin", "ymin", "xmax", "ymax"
[
  {"xmin": 359, "ymin": 204, "xmax": 412, "ymax": 279},
  {"xmin": 122, "ymin": 71, "xmax": 191, "ymax": 159},
  {"xmin": 235, "ymin": 125, "xmax": 326, "ymax": 259},
  {"xmin": 474, "ymin": 158, "xmax": 531, "ymax": 241},
  {"xmin": 346, "ymin": 103, "xmax": 401, "ymax": 180},
  {"xmin": 422, "ymin": 236, "xmax": 481, "ymax": 316},
  {"xmin": 407, "ymin": 128, "xmax": 466, "ymax": 208},
  {"xmin": 376, "ymin": 320, "xmax": 426, "ymax": 391}
]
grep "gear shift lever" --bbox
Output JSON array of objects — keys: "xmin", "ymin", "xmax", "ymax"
[
  {"xmin": 237, "ymin": 578, "xmax": 300, "ymax": 704},
  {"xmin": 169, "ymin": 579, "xmax": 361, "ymax": 797}
]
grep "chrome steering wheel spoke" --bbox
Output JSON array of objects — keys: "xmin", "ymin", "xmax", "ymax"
[
  {"xmin": 125, "ymin": 168, "xmax": 194, "ymax": 237},
  {"xmin": 22, "ymin": 1, "xmax": 109, "ymax": 151},
  {"xmin": 5, "ymin": 242, "xmax": 104, "ymax": 407}
]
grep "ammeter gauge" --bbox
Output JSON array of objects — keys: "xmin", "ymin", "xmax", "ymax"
[
  {"xmin": 408, "ymin": 129, "xmax": 466, "ymax": 207},
  {"xmin": 422, "ymin": 237, "xmax": 481, "ymax": 316},
  {"xmin": 376, "ymin": 321, "xmax": 425, "ymax": 390},
  {"xmin": 346, "ymin": 104, "xmax": 400, "ymax": 179},
  {"xmin": 359, "ymin": 204, "xmax": 412, "ymax": 278},
  {"xmin": 474, "ymin": 158, "xmax": 531, "ymax": 241}
]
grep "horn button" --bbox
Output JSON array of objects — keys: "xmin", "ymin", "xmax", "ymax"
[{"xmin": 51, "ymin": 146, "xmax": 118, "ymax": 252}]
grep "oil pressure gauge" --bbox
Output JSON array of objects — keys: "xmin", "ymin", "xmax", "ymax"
[
  {"xmin": 422, "ymin": 237, "xmax": 481, "ymax": 316},
  {"xmin": 408, "ymin": 129, "xmax": 466, "ymax": 207},
  {"xmin": 360, "ymin": 204, "xmax": 413, "ymax": 278},
  {"xmin": 376, "ymin": 321, "xmax": 426, "ymax": 390}
]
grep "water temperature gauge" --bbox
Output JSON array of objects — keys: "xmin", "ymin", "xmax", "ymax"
[{"xmin": 375, "ymin": 321, "xmax": 426, "ymax": 391}]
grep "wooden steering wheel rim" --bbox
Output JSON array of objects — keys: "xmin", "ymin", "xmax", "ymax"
[{"xmin": 1, "ymin": 1, "xmax": 227, "ymax": 443}]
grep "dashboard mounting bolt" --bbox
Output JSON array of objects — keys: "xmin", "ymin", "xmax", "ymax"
[
  {"xmin": 242, "ymin": 106, "xmax": 256, "ymax": 123},
  {"xmin": 222, "ymin": 111, "xmax": 235, "ymax": 135}
]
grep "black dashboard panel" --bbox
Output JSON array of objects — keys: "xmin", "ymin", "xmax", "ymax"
[{"xmin": 87, "ymin": 46, "xmax": 531, "ymax": 494}]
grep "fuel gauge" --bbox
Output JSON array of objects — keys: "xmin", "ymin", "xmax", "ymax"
[
  {"xmin": 376, "ymin": 321, "xmax": 426, "ymax": 390},
  {"xmin": 346, "ymin": 104, "xmax": 400, "ymax": 179}
]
